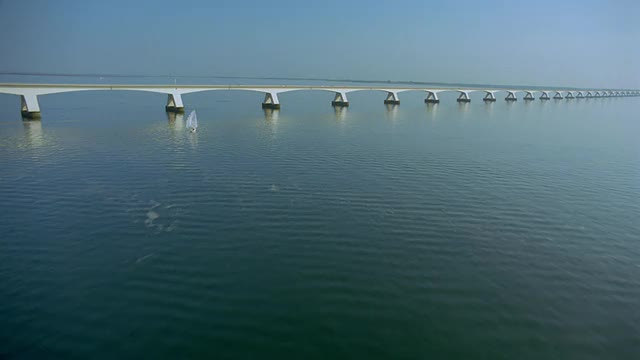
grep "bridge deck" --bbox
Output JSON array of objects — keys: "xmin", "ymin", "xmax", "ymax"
[{"xmin": 0, "ymin": 83, "xmax": 636, "ymax": 119}]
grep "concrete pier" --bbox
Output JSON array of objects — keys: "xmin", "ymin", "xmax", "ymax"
[
  {"xmin": 424, "ymin": 91, "xmax": 440, "ymax": 103},
  {"xmin": 456, "ymin": 91, "xmax": 471, "ymax": 103},
  {"xmin": 165, "ymin": 93, "xmax": 185, "ymax": 113},
  {"xmin": 483, "ymin": 91, "xmax": 497, "ymax": 102},
  {"xmin": 553, "ymin": 92, "xmax": 564, "ymax": 100},
  {"xmin": 20, "ymin": 95, "xmax": 41, "ymax": 119},
  {"xmin": 523, "ymin": 92, "xmax": 535, "ymax": 101},
  {"xmin": 505, "ymin": 91, "xmax": 518, "ymax": 101},
  {"xmin": 331, "ymin": 92, "xmax": 349, "ymax": 107},
  {"xmin": 384, "ymin": 92, "xmax": 400, "ymax": 105},
  {"xmin": 262, "ymin": 92, "xmax": 281, "ymax": 109}
]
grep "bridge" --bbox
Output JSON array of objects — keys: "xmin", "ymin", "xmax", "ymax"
[{"xmin": 0, "ymin": 83, "xmax": 638, "ymax": 118}]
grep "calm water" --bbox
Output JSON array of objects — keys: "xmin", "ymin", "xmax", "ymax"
[{"xmin": 1, "ymin": 90, "xmax": 639, "ymax": 359}]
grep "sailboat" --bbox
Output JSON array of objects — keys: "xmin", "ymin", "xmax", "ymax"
[{"xmin": 186, "ymin": 110, "xmax": 198, "ymax": 133}]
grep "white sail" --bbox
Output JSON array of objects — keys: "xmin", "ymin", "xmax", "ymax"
[{"xmin": 186, "ymin": 110, "xmax": 198, "ymax": 131}]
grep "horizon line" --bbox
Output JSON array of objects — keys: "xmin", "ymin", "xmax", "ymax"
[{"xmin": 0, "ymin": 71, "xmax": 637, "ymax": 92}]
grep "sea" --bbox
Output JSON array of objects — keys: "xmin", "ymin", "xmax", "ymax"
[{"xmin": 1, "ymin": 76, "xmax": 639, "ymax": 359}]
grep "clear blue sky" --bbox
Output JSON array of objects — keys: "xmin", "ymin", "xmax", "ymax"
[{"xmin": 0, "ymin": 0, "xmax": 638, "ymax": 88}]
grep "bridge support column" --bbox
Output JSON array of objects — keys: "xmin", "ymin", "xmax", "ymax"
[
  {"xmin": 165, "ymin": 93, "xmax": 184, "ymax": 112},
  {"xmin": 483, "ymin": 92, "xmax": 496, "ymax": 102},
  {"xmin": 384, "ymin": 92, "xmax": 400, "ymax": 105},
  {"xmin": 523, "ymin": 92, "xmax": 535, "ymax": 101},
  {"xmin": 331, "ymin": 92, "xmax": 349, "ymax": 107},
  {"xmin": 566, "ymin": 92, "xmax": 575, "ymax": 99},
  {"xmin": 505, "ymin": 91, "xmax": 517, "ymax": 101},
  {"xmin": 20, "ymin": 94, "xmax": 41, "ymax": 119},
  {"xmin": 457, "ymin": 91, "xmax": 471, "ymax": 103},
  {"xmin": 424, "ymin": 91, "xmax": 440, "ymax": 104},
  {"xmin": 540, "ymin": 92, "xmax": 550, "ymax": 100},
  {"xmin": 576, "ymin": 92, "xmax": 584, "ymax": 99},
  {"xmin": 586, "ymin": 92, "xmax": 593, "ymax": 98},
  {"xmin": 553, "ymin": 92, "xmax": 564, "ymax": 100},
  {"xmin": 262, "ymin": 92, "xmax": 280, "ymax": 109}
]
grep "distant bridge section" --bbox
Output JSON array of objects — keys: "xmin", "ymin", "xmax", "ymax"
[{"xmin": 0, "ymin": 83, "xmax": 638, "ymax": 118}]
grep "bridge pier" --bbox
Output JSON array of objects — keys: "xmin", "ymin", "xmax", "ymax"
[
  {"xmin": 523, "ymin": 92, "xmax": 535, "ymax": 101},
  {"xmin": 384, "ymin": 91, "xmax": 400, "ymax": 105},
  {"xmin": 20, "ymin": 94, "xmax": 41, "ymax": 119},
  {"xmin": 505, "ymin": 91, "xmax": 518, "ymax": 101},
  {"xmin": 566, "ymin": 92, "xmax": 575, "ymax": 99},
  {"xmin": 456, "ymin": 91, "xmax": 471, "ymax": 103},
  {"xmin": 586, "ymin": 92, "xmax": 594, "ymax": 98},
  {"xmin": 262, "ymin": 92, "xmax": 280, "ymax": 109},
  {"xmin": 576, "ymin": 91, "xmax": 584, "ymax": 99},
  {"xmin": 165, "ymin": 93, "xmax": 184, "ymax": 112},
  {"xmin": 483, "ymin": 91, "xmax": 497, "ymax": 102},
  {"xmin": 424, "ymin": 91, "xmax": 440, "ymax": 103},
  {"xmin": 540, "ymin": 92, "xmax": 550, "ymax": 100},
  {"xmin": 331, "ymin": 91, "xmax": 349, "ymax": 107},
  {"xmin": 553, "ymin": 92, "xmax": 564, "ymax": 100}
]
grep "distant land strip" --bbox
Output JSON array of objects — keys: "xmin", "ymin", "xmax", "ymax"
[{"xmin": 2, "ymin": 71, "xmax": 636, "ymax": 92}]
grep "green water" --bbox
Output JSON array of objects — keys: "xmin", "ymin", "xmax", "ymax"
[{"xmin": 1, "ymin": 90, "xmax": 639, "ymax": 359}]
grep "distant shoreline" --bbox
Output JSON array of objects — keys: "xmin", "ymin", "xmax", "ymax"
[{"xmin": 0, "ymin": 71, "xmax": 620, "ymax": 92}]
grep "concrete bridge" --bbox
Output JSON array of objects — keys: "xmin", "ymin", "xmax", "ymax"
[{"xmin": 0, "ymin": 83, "xmax": 638, "ymax": 118}]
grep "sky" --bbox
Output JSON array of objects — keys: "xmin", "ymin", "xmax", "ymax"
[{"xmin": 0, "ymin": 0, "xmax": 638, "ymax": 88}]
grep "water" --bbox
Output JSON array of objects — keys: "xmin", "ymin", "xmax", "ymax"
[{"xmin": 1, "ymin": 89, "xmax": 639, "ymax": 359}]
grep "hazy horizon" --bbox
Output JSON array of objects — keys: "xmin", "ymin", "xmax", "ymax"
[{"xmin": 1, "ymin": 0, "xmax": 638, "ymax": 88}]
